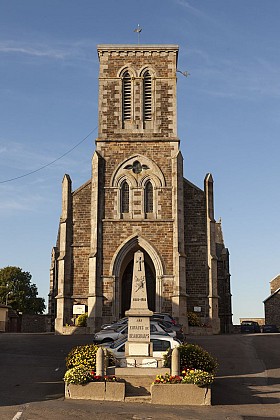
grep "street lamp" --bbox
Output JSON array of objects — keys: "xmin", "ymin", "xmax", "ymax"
[{"xmin": 5, "ymin": 291, "xmax": 12, "ymax": 306}]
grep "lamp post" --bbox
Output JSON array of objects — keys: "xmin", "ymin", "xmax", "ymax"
[{"xmin": 5, "ymin": 291, "xmax": 12, "ymax": 306}]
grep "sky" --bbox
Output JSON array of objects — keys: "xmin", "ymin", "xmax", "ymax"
[{"xmin": 1, "ymin": 0, "xmax": 280, "ymax": 325}]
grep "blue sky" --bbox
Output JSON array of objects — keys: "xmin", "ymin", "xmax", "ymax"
[{"xmin": 1, "ymin": 0, "xmax": 280, "ymax": 324}]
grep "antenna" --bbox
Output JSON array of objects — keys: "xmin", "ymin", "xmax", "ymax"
[{"xmin": 134, "ymin": 24, "xmax": 142, "ymax": 44}]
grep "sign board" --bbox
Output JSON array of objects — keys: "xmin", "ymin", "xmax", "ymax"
[
  {"xmin": 193, "ymin": 306, "xmax": 202, "ymax": 312},
  {"xmin": 73, "ymin": 304, "xmax": 86, "ymax": 315}
]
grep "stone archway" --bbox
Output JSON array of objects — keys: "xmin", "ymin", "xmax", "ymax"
[
  {"xmin": 121, "ymin": 253, "xmax": 156, "ymax": 317},
  {"xmin": 110, "ymin": 235, "xmax": 164, "ymax": 318}
]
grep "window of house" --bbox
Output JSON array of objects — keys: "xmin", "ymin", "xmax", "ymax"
[
  {"xmin": 144, "ymin": 180, "xmax": 153, "ymax": 213},
  {"xmin": 120, "ymin": 181, "xmax": 129, "ymax": 213},
  {"xmin": 122, "ymin": 71, "xmax": 131, "ymax": 120},
  {"xmin": 143, "ymin": 70, "xmax": 152, "ymax": 121}
]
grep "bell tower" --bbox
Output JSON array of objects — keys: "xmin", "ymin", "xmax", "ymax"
[{"xmin": 86, "ymin": 45, "xmax": 188, "ymax": 332}]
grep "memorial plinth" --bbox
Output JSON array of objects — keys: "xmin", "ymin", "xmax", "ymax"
[{"xmin": 125, "ymin": 251, "xmax": 153, "ymax": 362}]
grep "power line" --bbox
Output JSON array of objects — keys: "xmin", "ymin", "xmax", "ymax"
[{"xmin": 0, "ymin": 126, "xmax": 97, "ymax": 184}]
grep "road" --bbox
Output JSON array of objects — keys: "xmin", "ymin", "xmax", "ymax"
[{"xmin": 0, "ymin": 333, "xmax": 279, "ymax": 419}]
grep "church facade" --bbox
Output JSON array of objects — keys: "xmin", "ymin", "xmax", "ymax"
[{"xmin": 49, "ymin": 44, "xmax": 232, "ymax": 334}]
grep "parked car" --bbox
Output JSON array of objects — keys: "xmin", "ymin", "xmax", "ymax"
[
  {"xmin": 262, "ymin": 324, "xmax": 279, "ymax": 333},
  {"xmin": 103, "ymin": 333, "xmax": 182, "ymax": 364},
  {"xmin": 240, "ymin": 321, "xmax": 261, "ymax": 333},
  {"xmin": 93, "ymin": 320, "xmax": 176, "ymax": 343},
  {"xmin": 101, "ymin": 313, "xmax": 179, "ymax": 331},
  {"xmin": 101, "ymin": 317, "xmax": 128, "ymax": 330},
  {"xmin": 152, "ymin": 319, "xmax": 184, "ymax": 341},
  {"xmin": 152, "ymin": 312, "xmax": 178, "ymax": 325}
]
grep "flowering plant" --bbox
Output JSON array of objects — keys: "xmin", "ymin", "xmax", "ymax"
[
  {"xmin": 63, "ymin": 366, "xmax": 118, "ymax": 385},
  {"xmin": 89, "ymin": 371, "xmax": 117, "ymax": 382},
  {"xmin": 152, "ymin": 373, "xmax": 182, "ymax": 384},
  {"xmin": 181, "ymin": 369, "xmax": 214, "ymax": 386},
  {"xmin": 152, "ymin": 369, "xmax": 214, "ymax": 387},
  {"xmin": 64, "ymin": 365, "xmax": 92, "ymax": 384},
  {"xmin": 65, "ymin": 344, "xmax": 115, "ymax": 371}
]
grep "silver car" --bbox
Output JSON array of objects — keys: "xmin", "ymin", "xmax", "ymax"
[
  {"xmin": 103, "ymin": 333, "xmax": 182, "ymax": 366},
  {"xmin": 93, "ymin": 320, "xmax": 176, "ymax": 344}
]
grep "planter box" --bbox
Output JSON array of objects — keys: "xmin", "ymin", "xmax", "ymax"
[
  {"xmin": 65, "ymin": 382, "xmax": 105, "ymax": 400},
  {"xmin": 105, "ymin": 381, "xmax": 125, "ymax": 401},
  {"xmin": 150, "ymin": 383, "xmax": 211, "ymax": 405},
  {"xmin": 65, "ymin": 381, "xmax": 125, "ymax": 402}
]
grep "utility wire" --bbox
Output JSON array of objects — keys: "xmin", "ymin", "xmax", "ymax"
[{"xmin": 0, "ymin": 126, "xmax": 97, "ymax": 184}]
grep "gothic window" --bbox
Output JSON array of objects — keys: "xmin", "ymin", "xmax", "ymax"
[
  {"xmin": 122, "ymin": 71, "xmax": 132, "ymax": 121},
  {"xmin": 120, "ymin": 181, "xmax": 129, "ymax": 213},
  {"xmin": 143, "ymin": 70, "xmax": 152, "ymax": 121},
  {"xmin": 144, "ymin": 181, "xmax": 153, "ymax": 213}
]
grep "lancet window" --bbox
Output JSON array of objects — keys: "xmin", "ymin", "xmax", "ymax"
[
  {"xmin": 122, "ymin": 71, "xmax": 132, "ymax": 121},
  {"xmin": 120, "ymin": 181, "xmax": 129, "ymax": 213},
  {"xmin": 144, "ymin": 180, "xmax": 153, "ymax": 214},
  {"xmin": 143, "ymin": 70, "xmax": 152, "ymax": 121}
]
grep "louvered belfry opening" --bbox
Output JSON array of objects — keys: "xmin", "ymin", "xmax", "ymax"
[
  {"xmin": 145, "ymin": 180, "xmax": 153, "ymax": 213},
  {"xmin": 120, "ymin": 181, "xmax": 129, "ymax": 213},
  {"xmin": 143, "ymin": 70, "xmax": 152, "ymax": 121},
  {"xmin": 122, "ymin": 71, "xmax": 131, "ymax": 120}
]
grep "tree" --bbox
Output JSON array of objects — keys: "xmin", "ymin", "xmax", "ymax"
[{"xmin": 0, "ymin": 266, "xmax": 45, "ymax": 314}]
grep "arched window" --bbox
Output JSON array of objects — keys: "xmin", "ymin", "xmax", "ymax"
[
  {"xmin": 120, "ymin": 181, "xmax": 129, "ymax": 213},
  {"xmin": 122, "ymin": 71, "xmax": 131, "ymax": 121},
  {"xmin": 144, "ymin": 181, "xmax": 153, "ymax": 213},
  {"xmin": 143, "ymin": 70, "xmax": 152, "ymax": 121}
]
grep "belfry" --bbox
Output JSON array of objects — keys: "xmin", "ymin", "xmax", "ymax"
[{"xmin": 49, "ymin": 44, "xmax": 232, "ymax": 334}]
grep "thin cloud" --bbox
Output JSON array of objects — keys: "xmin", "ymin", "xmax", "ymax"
[
  {"xmin": 0, "ymin": 189, "xmax": 48, "ymax": 212},
  {"xmin": 0, "ymin": 40, "xmax": 97, "ymax": 63},
  {"xmin": 0, "ymin": 41, "xmax": 69, "ymax": 59},
  {"xmin": 173, "ymin": 0, "xmax": 215, "ymax": 21},
  {"xmin": 187, "ymin": 49, "xmax": 280, "ymax": 100}
]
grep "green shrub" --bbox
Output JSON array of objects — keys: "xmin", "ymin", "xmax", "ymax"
[
  {"xmin": 65, "ymin": 344, "xmax": 115, "ymax": 371},
  {"xmin": 179, "ymin": 344, "xmax": 217, "ymax": 373},
  {"xmin": 164, "ymin": 343, "xmax": 217, "ymax": 374},
  {"xmin": 76, "ymin": 312, "xmax": 88, "ymax": 327},
  {"xmin": 187, "ymin": 312, "xmax": 201, "ymax": 327}
]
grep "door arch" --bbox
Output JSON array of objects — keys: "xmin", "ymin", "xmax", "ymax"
[
  {"xmin": 121, "ymin": 253, "xmax": 156, "ymax": 317},
  {"xmin": 110, "ymin": 234, "xmax": 165, "ymax": 318}
]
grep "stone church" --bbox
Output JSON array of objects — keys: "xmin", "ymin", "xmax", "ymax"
[{"xmin": 49, "ymin": 44, "xmax": 232, "ymax": 334}]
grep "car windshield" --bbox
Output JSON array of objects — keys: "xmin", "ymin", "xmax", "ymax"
[{"xmin": 116, "ymin": 325, "xmax": 127, "ymax": 333}]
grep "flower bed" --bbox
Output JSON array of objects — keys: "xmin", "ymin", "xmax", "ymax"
[{"xmin": 152, "ymin": 370, "xmax": 214, "ymax": 387}]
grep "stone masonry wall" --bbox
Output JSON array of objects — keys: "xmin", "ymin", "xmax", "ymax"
[
  {"xmin": 183, "ymin": 179, "xmax": 208, "ymax": 318},
  {"xmin": 270, "ymin": 275, "xmax": 280, "ymax": 293},
  {"xmin": 265, "ymin": 293, "xmax": 280, "ymax": 328},
  {"xmin": 72, "ymin": 181, "xmax": 91, "ymax": 297},
  {"xmin": 97, "ymin": 45, "xmax": 178, "ymax": 141}
]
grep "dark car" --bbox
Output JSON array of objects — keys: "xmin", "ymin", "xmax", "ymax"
[
  {"xmin": 240, "ymin": 321, "xmax": 261, "ymax": 333},
  {"xmin": 262, "ymin": 324, "xmax": 279, "ymax": 333}
]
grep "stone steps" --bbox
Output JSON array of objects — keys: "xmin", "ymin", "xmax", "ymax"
[
  {"xmin": 125, "ymin": 395, "xmax": 151, "ymax": 403},
  {"xmin": 115, "ymin": 367, "xmax": 170, "ymax": 397},
  {"xmin": 123, "ymin": 375, "xmax": 155, "ymax": 396}
]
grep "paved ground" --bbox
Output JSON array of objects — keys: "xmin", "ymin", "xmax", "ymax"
[{"xmin": 0, "ymin": 333, "xmax": 279, "ymax": 419}]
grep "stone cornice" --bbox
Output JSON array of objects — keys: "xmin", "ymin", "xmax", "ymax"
[{"xmin": 97, "ymin": 44, "xmax": 179, "ymax": 57}]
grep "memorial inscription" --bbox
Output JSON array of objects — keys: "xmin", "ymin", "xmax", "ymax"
[{"xmin": 125, "ymin": 250, "xmax": 153, "ymax": 357}]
